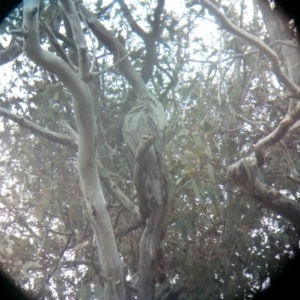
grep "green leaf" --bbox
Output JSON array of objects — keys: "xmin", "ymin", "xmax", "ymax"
[
  {"xmin": 156, "ymin": 282, "xmax": 169, "ymax": 294},
  {"xmin": 200, "ymin": 120, "xmax": 214, "ymax": 131},
  {"xmin": 178, "ymin": 127, "xmax": 187, "ymax": 136},
  {"xmin": 205, "ymin": 144, "xmax": 213, "ymax": 159},
  {"xmin": 186, "ymin": 210, "xmax": 198, "ymax": 221},
  {"xmin": 183, "ymin": 149, "xmax": 195, "ymax": 156},
  {"xmin": 190, "ymin": 178, "xmax": 202, "ymax": 200},
  {"xmin": 94, "ymin": 284, "xmax": 104, "ymax": 300},
  {"xmin": 22, "ymin": 261, "xmax": 42, "ymax": 272},
  {"xmin": 207, "ymin": 63, "xmax": 216, "ymax": 77},
  {"xmin": 193, "ymin": 135, "xmax": 206, "ymax": 150},
  {"xmin": 97, "ymin": 167, "xmax": 110, "ymax": 178},
  {"xmin": 207, "ymin": 163, "xmax": 216, "ymax": 183},
  {"xmin": 168, "ymin": 180, "xmax": 176, "ymax": 200},
  {"xmin": 281, "ymin": 233, "xmax": 289, "ymax": 244},
  {"xmin": 77, "ymin": 284, "xmax": 92, "ymax": 299},
  {"xmin": 184, "ymin": 219, "xmax": 193, "ymax": 233},
  {"xmin": 174, "ymin": 219, "xmax": 185, "ymax": 233},
  {"xmin": 97, "ymin": 167, "xmax": 118, "ymax": 178}
]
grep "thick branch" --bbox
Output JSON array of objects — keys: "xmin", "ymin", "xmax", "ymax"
[
  {"xmin": 52, "ymin": 29, "xmax": 77, "ymax": 51},
  {"xmin": 0, "ymin": 107, "xmax": 78, "ymax": 151},
  {"xmin": 40, "ymin": 21, "xmax": 76, "ymax": 71},
  {"xmin": 0, "ymin": 37, "xmax": 22, "ymax": 66},
  {"xmin": 228, "ymin": 157, "xmax": 300, "ymax": 226},
  {"xmin": 254, "ymin": 101, "xmax": 300, "ymax": 166},
  {"xmin": 0, "ymin": 109, "xmax": 140, "ymax": 220},
  {"xmin": 117, "ymin": 0, "xmax": 165, "ymax": 83},
  {"xmin": 117, "ymin": 0, "xmax": 147, "ymax": 37},
  {"xmin": 133, "ymin": 134, "xmax": 156, "ymax": 220},
  {"xmin": 152, "ymin": 0, "xmax": 165, "ymax": 36},
  {"xmin": 59, "ymin": 0, "xmax": 90, "ymax": 78},
  {"xmin": 60, "ymin": 119, "xmax": 141, "ymax": 219},
  {"xmin": 78, "ymin": 3, "xmax": 153, "ymax": 99},
  {"xmin": 22, "ymin": 0, "xmax": 96, "ymax": 168},
  {"xmin": 189, "ymin": 0, "xmax": 300, "ymax": 169},
  {"xmin": 22, "ymin": 1, "xmax": 125, "ymax": 298}
]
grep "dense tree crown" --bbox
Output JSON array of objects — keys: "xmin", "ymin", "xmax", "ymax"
[{"xmin": 0, "ymin": 0, "xmax": 300, "ymax": 299}]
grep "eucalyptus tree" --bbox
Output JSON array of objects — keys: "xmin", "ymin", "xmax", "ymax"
[{"xmin": 1, "ymin": 0, "xmax": 300, "ymax": 299}]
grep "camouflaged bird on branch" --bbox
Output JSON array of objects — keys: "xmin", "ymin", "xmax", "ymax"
[{"xmin": 122, "ymin": 93, "xmax": 167, "ymax": 219}]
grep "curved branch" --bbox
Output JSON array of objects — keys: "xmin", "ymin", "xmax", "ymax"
[
  {"xmin": 0, "ymin": 36, "xmax": 22, "ymax": 66},
  {"xmin": 115, "ymin": 219, "xmax": 145, "ymax": 240},
  {"xmin": 117, "ymin": 0, "xmax": 147, "ymax": 37},
  {"xmin": 22, "ymin": 0, "xmax": 95, "ymax": 163},
  {"xmin": 0, "ymin": 108, "xmax": 140, "ymax": 220},
  {"xmin": 0, "ymin": 107, "xmax": 78, "ymax": 151},
  {"xmin": 133, "ymin": 134, "xmax": 156, "ymax": 220},
  {"xmin": 79, "ymin": 3, "xmax": 152, "ymax": 99},
  {"xmin": 22, "ymin": 2, "xmax": 125, "ymax": 298},
  {"xmin": 187, "ymin": 0, "xmax": 300, "ymax": 97},
  {"xmin": 254, "ymin": 101, "xmax": 300, "ymax": 166},
  {"xmin": 232, "ymin": 109, "xmax": 300, "ymax": 181},
  {"xmin": 40, "ymin": 21, "xmax": 76, "ymax": 71},
  {"xmin": 189, "ymin": 0, "xmax": 300, "ymax": 170},
  {"xmin": 228, "ymin": 157, "xmax": 300, "ymax": 226},
  {"xmin": 37, "ymin": 233, "xmax": 73, "ymax": 298},
  {"xmin": 59, "ymin": 0, "xmax": 90, "ymax": 79}
]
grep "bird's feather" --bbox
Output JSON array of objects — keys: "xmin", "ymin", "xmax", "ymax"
[{"xmin": 122, "ymin": 95, "xmax": 166, "ymax": 205}]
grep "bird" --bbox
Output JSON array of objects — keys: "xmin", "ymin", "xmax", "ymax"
[{"xmin": 122, "ymin": 93, "xmax": 166, "ymax": 205}]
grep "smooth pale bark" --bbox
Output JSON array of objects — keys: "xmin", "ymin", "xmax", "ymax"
[
  {"xmin": 22, "ymin": 1, "xmax": 125, "ymax": 299},
  {"xmin": 0, "ymin": 37, "xmax": 22, "ymax": 66},
  {"xmin": 79, "ymin": 5, "xmax": 168, "ymax": 299}
]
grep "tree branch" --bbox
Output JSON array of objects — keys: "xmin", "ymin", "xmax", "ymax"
[
  {"xmin": 40, "ymin": 21, "xmax": 76, "ymax": 71},
  {"xmin": 254, "ymin": 101, "xmax": 300, "ymax": 166},
  {"xmin": 37, "ymin": 233, "xmax": 73, "ymax": 298},
  {"xmin": 0, "ymin": 36, "xmax": 22, "ymax": 66},
  {"xmin": 21, "ymin": 1, "xmax": 125, "ymax": 298},
  {"xmin": 117, "ymin": 0, "xmax": 147, "ymax": 37},
  {"xmin": 79, "ymin": 3, "xmax": 150, "ymax": 99},
  {"xmin": 228, "ymin": 157, "xmax": 300, "ymax": 226},
  {"xmin": 187, "ymin": 0, "xmax": 300, "ymax": 97},
  {"xmin": 0, "ymin": 107, "xmax": 78, "ymax": 151},
  {"xmin": 60, "ymin": 0, "xmax": 90, "ymax": 79},
  {"xmin": 0, "ymin": 109, "xmax": 140, "ymax": 220},
  {"xmin": 189, "ymin": 0, "xmax": 300, "ymax": 167},
  {"xmin": 133, "ymin": 134, "xmax": 156, "ymax": 220}
]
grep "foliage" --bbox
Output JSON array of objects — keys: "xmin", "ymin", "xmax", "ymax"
[{"xmin": 0, "ymin": 0, "xmax": 300, "ymax": 299}]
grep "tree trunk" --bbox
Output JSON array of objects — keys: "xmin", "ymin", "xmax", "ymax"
[{"xmin": 22, "ymin": 1, "xmax": 125, "ymax": 298}]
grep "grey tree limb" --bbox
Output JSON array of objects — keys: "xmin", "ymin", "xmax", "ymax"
[
  {"xmin": 0, "ymin": 107, "xmax": 78, "ymax": 151},
  {"xmin": 22, "ymin": 1, "xmax": 125, "ymax": 298},
  {"xmin": 0, "ymin": 36, "xmax": 22, "ymax": 66},
  {"xmin": 187, "ymin": 0, "xmax": 300, "ymax": 226}
]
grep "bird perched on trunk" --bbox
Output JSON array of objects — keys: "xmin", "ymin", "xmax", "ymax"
[{"xmin": 122, "ymin": 93, "xmax": 166, "ymax": 205}]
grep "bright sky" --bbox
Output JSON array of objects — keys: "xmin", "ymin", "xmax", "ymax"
[{"xmin": 0, "ymin": 0, "xmax": 220, "ymax": 132}]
